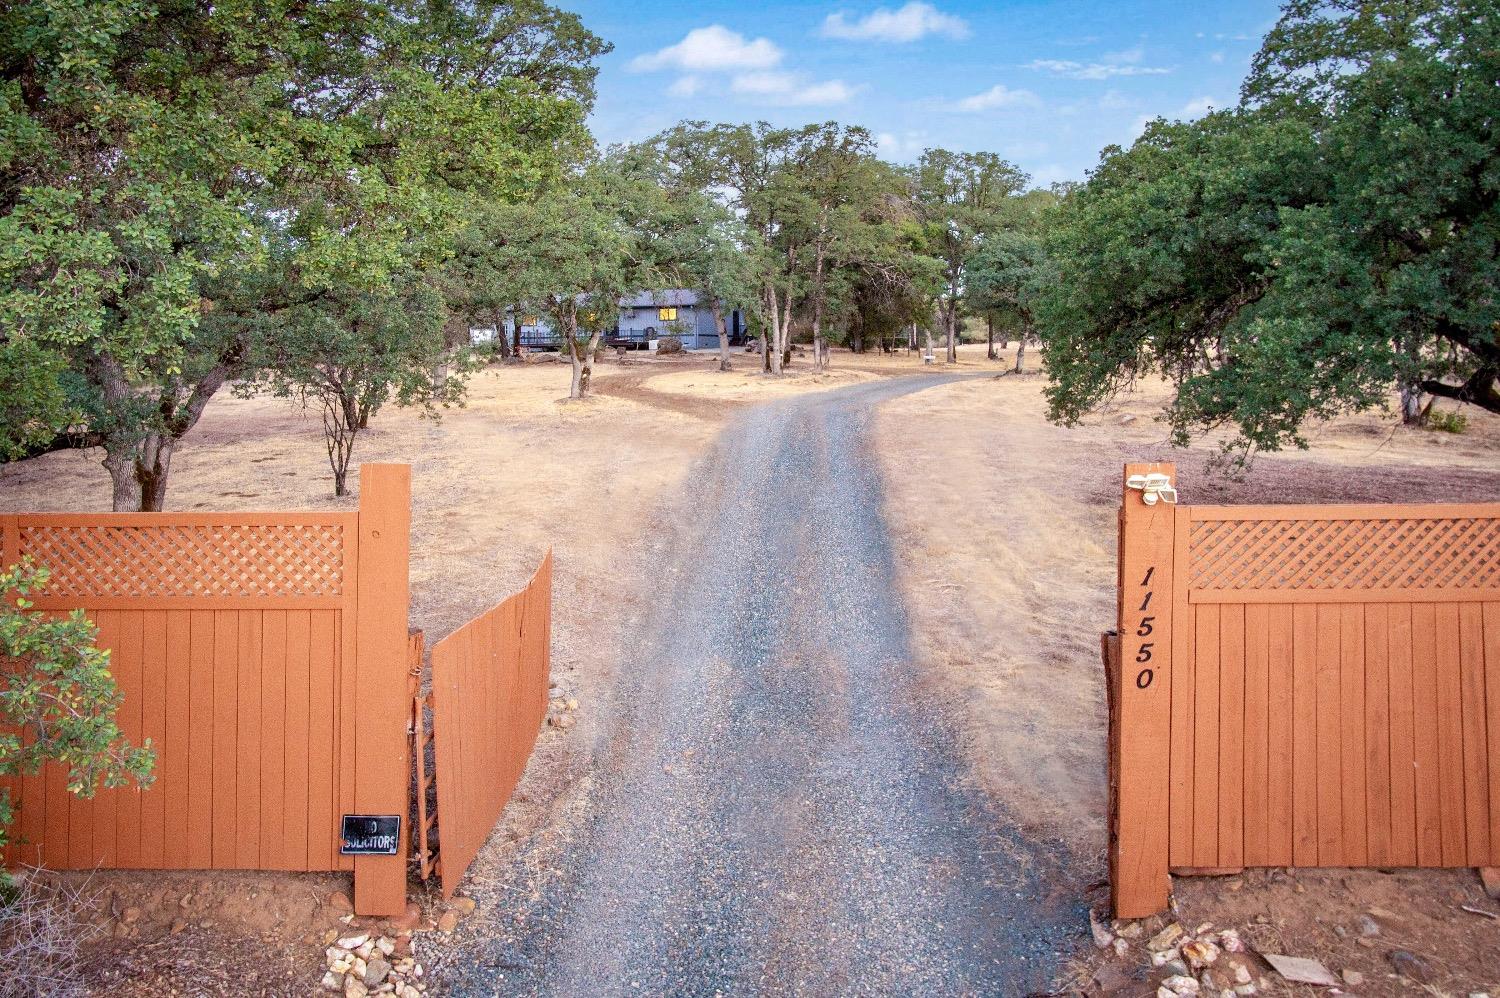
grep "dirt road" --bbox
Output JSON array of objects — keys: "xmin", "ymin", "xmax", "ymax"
[{"xmin": 438, "ymin": 375, "xmax": 1082, "ymax": 995}]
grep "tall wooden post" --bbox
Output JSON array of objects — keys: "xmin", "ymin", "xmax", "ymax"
[
  {"xmin": 353, "ymin": 464, "xmax": 412, "ymax": 915},
  {"xmin": 1111, "ymin": 462, "xmax": 1177, "ymax": 918}
]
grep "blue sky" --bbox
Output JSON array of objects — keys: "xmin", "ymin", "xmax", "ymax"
[{"xmin": 566, "ymin": 0, "xmax": 1285, "ymax": 186}]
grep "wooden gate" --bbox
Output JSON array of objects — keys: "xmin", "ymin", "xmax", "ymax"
[
  {"xmin": 0, "ymin": 464, "xmax": 412, "ymax": 915},
  {"xmin": 420, "ymin": 551, "xmax": 552, "ymax": 898},
  {"xmin": 1108, "ymin": 462, "xmax": 1500, "ymax": 917}
]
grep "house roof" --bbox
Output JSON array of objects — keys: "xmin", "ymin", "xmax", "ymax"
[{"xmin": 620, "ymin": 289, "xmax": 700, "ymax": 308}]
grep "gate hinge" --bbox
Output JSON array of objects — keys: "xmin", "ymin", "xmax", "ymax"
[{"xmin": 1125, "ymin": 472, "xmax": 1178, "ymax": 506}]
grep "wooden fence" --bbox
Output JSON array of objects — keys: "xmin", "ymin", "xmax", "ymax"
[
  {"xmin": 0, "ymin": 465, "xmax": 412, "ymax": 916},
  {"xmin": 425, "ymin": 551, "xmax": 552, "ymax": 899},
  {"xmin": 1108, "ymin": 462, "xmax": 1500, "ymax": 917}
]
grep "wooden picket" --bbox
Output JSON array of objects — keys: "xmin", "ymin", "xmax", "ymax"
[
  {"xmin": 1109, "ymin": 463, "xmax": 1500, "ymax": 917},
  {"xmin": 428, "ymin": 551, "xmax": 552, "ymax": 899},
  {"xmin": 0, "ymin": 464, "xmax": 412, "ymax": 915}
]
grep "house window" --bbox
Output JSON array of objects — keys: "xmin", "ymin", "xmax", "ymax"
[
  {"xmin": 658, "ymin": 307, "xmax": 678, "ymax": 321},
  {"xmin": 523, "ymin": 315, "xmax": 538, "ymax": 326}
]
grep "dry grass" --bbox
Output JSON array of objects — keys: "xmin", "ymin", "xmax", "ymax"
[
  {"xmin": 873, "ymin": 343, "xmax": 1500, "ymax": 853},
  {"xmin": 0, "ymin": 869, "xmax": 102, "ymax": 998}
]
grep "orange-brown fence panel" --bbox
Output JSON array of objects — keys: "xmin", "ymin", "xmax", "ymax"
[
  {"xmin": 1109, "ymin": 463, "xmax": 1500, "ymax": 918},
  {"xmin": 428, "ymin": 551, "xmax": 552, "ymax": 899},
  {"xmin": 0, "ymin": 464, "xmax": 412, "ymax": 915}
]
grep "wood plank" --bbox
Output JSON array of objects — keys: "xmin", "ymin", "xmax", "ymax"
[
  {"xmin": 211, "ymin": 610, "xmax": 239, "ymax": 868},
  {"xmin": 1484, "ymin": 604, "xmax": 1500, "ymax": 867},
  {"xmin": 1243, "ymin": 604, "xmax": 1270, "ymax": 865},
  {"xmin": 235, "ymin": 611, "xmax": 263, "ymax": 869},
  {"xmin": 1457, "ymin": 603, "xmax": 1489, "ymax": 866},
  {"xmin": 283, "ymin": 610, "xmax": 311, "ymax": 869},
  {"xmin": 187, "ymin": 610, "xmax": 216, "ymax": 869},
  {"xmin": 1411, "ymin": 603, "xmax": 1442, "ymax": 865},
  {"xmin": 17, "ymin": 724, "xmax": 45, "ymax": 868},
  {"xmin": 1291, "ymin": 604, "xmax": 1319, "ymax": 865},
  {"xmin": 1387, "ymin": 604, "xmax": 1418, "ymax": 865},
  {"xmin": 163, "ymin": 613, "xmax": 192, "ymax": 866},
  {"xmin": 139, "ymin": 610, "xmax": 168, "ymax": 869},
  {"xmin": 306, "ymin": 610, "xmax": 337, "ymax": 870},
  {"xmin": 1339, "ymin": 604, "xmax": 1367, "ymax": 866},
  {"xmin": 113, "ymin": 611, "xmax": 145, "ymax": 868},
  {"xmin": 1169, "ymin": 505, "xmax": 1195, "ymax": 869},
  {"xmin": 1191, "ymin": 605, "xmax": 1219, "ymax": 867},
  {"xmin": 90, "ymin": 610, "xmax": 120, "ymax": 867},
  {"xmin": 259, "ymin": 613, "xmax": 287, "ymax": 870},
  {"xmin": 351, "ymin": 464, "xmax": 412, "ymax": 915},
  {"xmin": 1434, "ymin": 603, "xmax": 1466, "ymax": 865},
  {"xmin": 1267, "ymin": 604, "xmax": 1294, "ymax": 866},
  {"xmin": 1315, "ymin": 605, "xmax": 1344, "ymax": 865},
  {"xmin": 1218, "ymin": 604, "xmax": 1245, "ymax": 868},
  {"xmin": 1363, "ymin": 604, "xmax": 1393, "ymax": 866}
]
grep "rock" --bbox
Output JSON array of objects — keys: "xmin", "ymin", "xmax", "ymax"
[
  {"xmin": 453, "ymin": 896, "xmax": 477, "ymax": 915},
  {"xmin": 437, "ymin": 911, "xmax": 460, "ymax": 933},
  {"xmin": 1112, "ymin": 937, "xmax": 1129, "ymax": 957},
  {"xmin": 1480, "ymin": 867, "xmax": 1500, "ymax": 900},
  {"xmin": 1262, "ymin": 954, "xmax": 1339, "ymax": 987},
  {"xmin": 1148, "ymin": 923, "xmax": 1185, "ymax": 952},
  {"xmin": 364, "ymin": 958, "xmax": 391, "ymax": 987},
  {"xmin": 171, "ymin": 918, "xmax": 188, "ymax": 934},
  {"xmin": 1225, "ymin": 878, "xmax": 1243, "ymax": 892},
  {"xmin": 357, "ymin": 942, "xmax": 375, "ymax": 960},
  {"xmin": 1157, "ymin": 989, "xmax": 1175, "ymax": 998},
  {"xmin": 1182, "ymin": 939, "xmax": 1220, "ymax": 968},
  {"xmin": 1218, "ymin": 928, "xmax": 1244, "ymax": 953},
  {"xmin": 1356, "ymin": 914, "xmax": 1380, "ymax": 936},
  {"xmin": 322, "ymin": 971, "xmax": 345, "ymax": 991},
  {"xmin": 377, "ymin": 937, "xmax": 396, "ymax": 956},
  {"xmin": 337, "ymin": 934, "xmax": 370, "ymax": 950},
  {"xmin": 1233, "ymin": 986, "xmax": 1257, "ymax": 996},
  {"xmin": 1162, "ymin": 975, "xmax": 1200, "ymax": 994},
  {"xmin": 121, "ymin": 906, "xmax": 141, "ymax": 924},
  {"xmin": 344, "ymin": 976, "xmax": 369, "ymax": 998},
  {"xmin": 1387, "ymin": 949, "xmax": 1434, "ymax": 984},
  {"xmin": 1116, "ymin": 413, "xmax": 1137, "ymax": 425},
  {"xmin": 1163, "ymin": 959, "xmax": 1189, "ymax": 977},
  {"xmin": 565, "ymin": 698, "xmax": 578, "ymax": 710},
  {"xmin": 351, "ymin": 957, "xmax": 367, "ymax": 981},
  {"xmin": 1115, "ymin": 921, "xmax": 1144, "ymax": 939},
  {"xmin": 1089, "ymin": 910, "xmax": 1114, "ymax": 949},
  {"xmin": 1367, "ymin": 906, "xmax": 1403, "ymax": 922},
  {"xmin": 1342, "ymin": 969, "xmax": 1365, "ymax": 987},
  {"xmin": 1151, "ymin": 947, "xmax": 1180, "ymax": 967},
  {"xmin": 387, "ymin": 903, "xmax": 422, "ymax": 933},
  {"xmin": 330, "ymin": 891, "xmax": 354, "ymax": 912}
]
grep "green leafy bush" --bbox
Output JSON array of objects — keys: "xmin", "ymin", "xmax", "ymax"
[
  {"xmin": 1, "ymin": 561, "xmax": 154, "ymax": 857},
  {"xmin": 1425, "ymin": 410, "xmax": 1468, "ymax": 434}
]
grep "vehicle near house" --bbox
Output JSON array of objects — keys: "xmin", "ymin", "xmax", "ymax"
[{"xmin": 470, "ymin": 291, "xmax": 746, "ymax": 351}]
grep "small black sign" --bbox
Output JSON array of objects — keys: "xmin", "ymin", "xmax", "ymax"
[{"xmin": 340, "ymin": 814, "xmax": 401, "ymax": 855}]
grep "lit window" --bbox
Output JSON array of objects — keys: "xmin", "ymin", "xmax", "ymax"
[{"xmin": 658, "ymin": 307, "xmax": 678, "ymax": 321}]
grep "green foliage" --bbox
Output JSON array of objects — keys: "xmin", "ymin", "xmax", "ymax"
[
  {"xmin": 1426, "ymin": 409, "xmax": 1468, "ymax": 434},
  {"xmin": 1036, "ymin": 0, "xmax": 1499, "ymax": 458},
  {"xmin": 1, "ymin": 0, "xmax": 605, "ymax": 506},
  {"xmin": 0, "ymin": 561, "xmax": 154, "ymax": 851}
]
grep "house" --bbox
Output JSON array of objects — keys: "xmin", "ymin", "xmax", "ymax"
[{"xmin": 470, "ymin": 291, "xmax": 746, "ymax": 351}]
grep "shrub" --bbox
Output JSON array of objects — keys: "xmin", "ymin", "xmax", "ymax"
[
  {"xmin": 0, "ymin": 871, "xmax": 101, "ymax": 998},
  {"xmin": 1, "ymin": 560, "xmax": 154, "ymax": 860},
  {"xmin": 1425, "ymin": 409, "xmax": 1468, "ymax": 434}
]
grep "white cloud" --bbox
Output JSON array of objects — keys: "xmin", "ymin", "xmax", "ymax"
[
  {"xmin": 1098, "ymin": 89, "xmax": 1133, "ymax": 110},
  {"xmin": 821, "ymin": 2, "xmax": 970, "ymax": 42},
  {"xmin": 1180, "ymin": 96, "xmax": 1220, "ymax": 117},
  {"xmin": 1025, "ymin": 55, "xmax": 1171, "ymax": 80},
  {"xmin": 630, "ymin": 25, "xmax": 783, "ymax": 73},
  {"xmin": 1101, "ymin": 45, "xmax": 1145, "ymax": 64},
  {"xmin": 875, "ymin": 130, "xmax": 928, "ymax": 161},
  {"xmin": 667, "ymin": 75, "xmax": 702, "ymax": 97},
  {"xmin": 954, "ymin": 83, "xmax": 1040, "ymax": 112},
  {"xmin": 731, "ymin": 71, "xmax": 857, "ymax": 105}
]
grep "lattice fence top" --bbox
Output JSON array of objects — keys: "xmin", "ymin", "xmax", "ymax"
[
  {"xmin": 1187, "ymin": 515, "xmax": 1500, "ymax": 594},
  {"xmin": 14, "ymin": 521, "xmax": 346, "ymax": 600}
]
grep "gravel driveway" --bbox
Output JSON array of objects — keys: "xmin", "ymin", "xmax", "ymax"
[{"xmin": 441, "ymin": 375, "xmax": 1082, "ymax": 995}]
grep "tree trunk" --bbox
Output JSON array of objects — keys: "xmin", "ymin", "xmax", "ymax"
[
  {"xmin": 945, "ymin": 304, "xmax": 958, "ymax": 364},
  {"xmin": 766, "ymin": 285, "xmax": 784, "ymax": 375},
  {"xmin": 491, "ymin": 310, "xmax": 512, "ymax": 359},
  {"xmin": 986, "ymin": 316, "xmax": 996, "ymax": 360},
  {"xmin": 1400, "ymin": 382, "xmax": 1425, "ymax": 425},
  {"xmin": 711, "ymin": 301, "xmax": 732, "ymax": 372},
  {"xmin": 567, "ymin": 317, "xmax": 600, "ymax": 399},
  {"xmin": 1013, "ymin": 336, "xmax": 1027, "ymax": 374},
  {"xmin": 103, "ymin": 434, "xmax": 174, "ymax": 512},
  {"xmin": 511, "ymin": 305, "xmax": 524, "ymax": 357}
]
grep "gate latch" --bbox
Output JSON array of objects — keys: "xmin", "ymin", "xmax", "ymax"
[{"xmin": 1126, "ymin": 472, "xmax": 1178, "ymax": 506}]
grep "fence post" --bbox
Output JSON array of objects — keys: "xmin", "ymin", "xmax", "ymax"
[
  {"xmin": 353, "ymin": 464, "xmax": 412, "ymax": 916},
  {"xmin": 1111, "ymin": 462, "xmax": 1177, "ymax": 918}
]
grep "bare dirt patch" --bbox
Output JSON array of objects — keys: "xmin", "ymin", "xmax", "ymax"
[{"xmin": 873, "ymin": 344, "xmax": 1500, "ymax": 994}]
